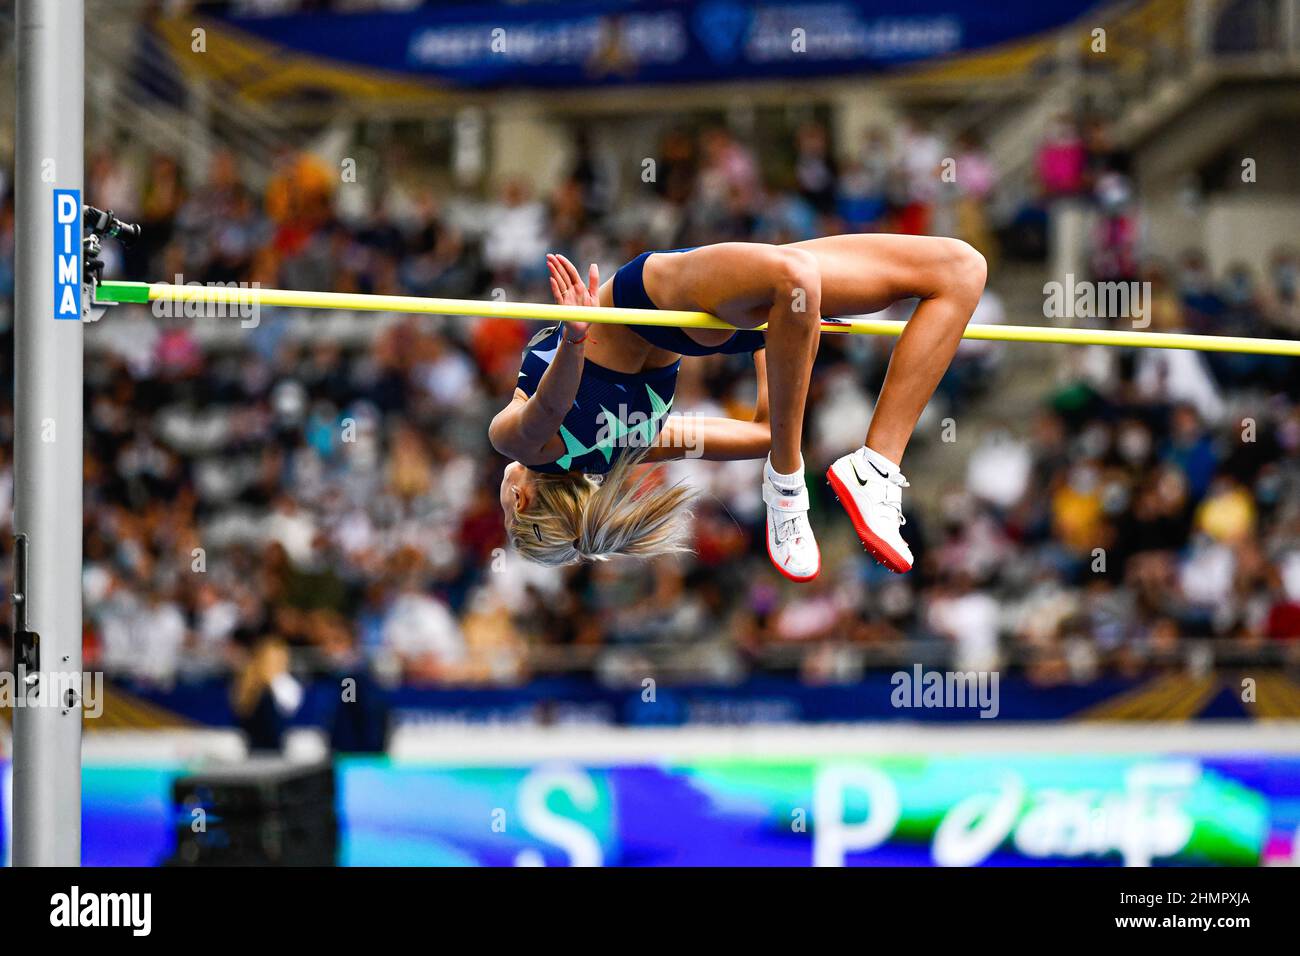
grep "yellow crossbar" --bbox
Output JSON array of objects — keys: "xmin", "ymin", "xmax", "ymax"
[{"xmin": 93, "ymin": 281, "xmax": 1300, "ymax": 356}]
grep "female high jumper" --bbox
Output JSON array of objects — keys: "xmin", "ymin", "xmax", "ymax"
[{"xmin": 491, "ymin": 235, "xmax": 987, "ymax": 581}]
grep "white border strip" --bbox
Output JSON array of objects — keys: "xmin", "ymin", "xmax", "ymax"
[
  {"xmin": 388, "ymin": 721, "xmax": 1300, "ymax": 765},
  {"xmin": 6, "ymin": 722, "xmax": 1294, "ymax": 768}
]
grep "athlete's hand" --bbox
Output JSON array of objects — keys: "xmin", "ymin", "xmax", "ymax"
[{"xmin": 547, "ymin": 253, "xmax": 597, "ymax": 342}]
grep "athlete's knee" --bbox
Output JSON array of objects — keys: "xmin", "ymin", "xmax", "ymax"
[
  {"xmin": 940, "ymin": 238, "xmax": 987, "ymax": 302},
  {"xmin": 772, "ymin": 247, "xmax": 821, "ymax": 322}
]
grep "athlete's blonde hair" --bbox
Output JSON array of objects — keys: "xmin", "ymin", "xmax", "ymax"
[{"xmin": 509, "ymin": 449, "xmax": 694, "ymax": 566}]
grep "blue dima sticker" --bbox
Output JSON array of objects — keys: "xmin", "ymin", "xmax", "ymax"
[{"xmin": 53, "ymin": 188, "xmax": 81, "ymax": 320}]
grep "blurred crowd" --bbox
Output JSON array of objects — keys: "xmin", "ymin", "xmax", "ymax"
[{"xmin": 0, "ymin": 110, "xmax": 1297, "ymax": 703}]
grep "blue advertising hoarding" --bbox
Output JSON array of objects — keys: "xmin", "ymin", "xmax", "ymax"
[{"xmin": 4, "ymin": 752, "xmax": 1298, "ymax": 866}]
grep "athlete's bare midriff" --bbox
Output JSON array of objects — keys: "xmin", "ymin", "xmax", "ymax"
[
  {"xmin": 581, "ymin": 280, "xmax": 680, "ymax": 371},
  {"xmin": 639, "ymin": 250, "xmax": 761, "ymax": 349}
]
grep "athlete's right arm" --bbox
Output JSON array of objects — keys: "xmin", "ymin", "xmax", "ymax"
[
  {"xmin": 489, "ymin": 254, "xmax": 596, "ymax": 463},
  {"xmin": 488, "ymin": 334, "xmax": 585, "ymax": 462}
]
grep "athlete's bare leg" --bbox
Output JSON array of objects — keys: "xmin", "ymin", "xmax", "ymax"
[
  {"xmin": 780, "ymin": 234, "xmax": 986, "ymax": 573},
  {"xmin": 642, "ymin": 235, "xmax": 984, "ymax": 579},
  {"xmin": 645, "ymin": 242, "xmax": 823, "ymax": 476},
  {"xmin": 645, "ymin": 242, "xmax": 825, "ymax": 580},
  {"xmin": 646, "ymin": 235, "xmax": 985, "ymax": 468},
  {"xmin": 787, "ymin": 234, "xmax": 987, "ymax": 466}
]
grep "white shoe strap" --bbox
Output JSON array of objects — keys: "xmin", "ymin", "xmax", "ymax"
[{"xmin": 763, "ymin": 480, "xmax": 810, "ymax": 514}]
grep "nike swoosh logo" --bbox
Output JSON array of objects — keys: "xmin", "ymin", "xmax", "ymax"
[
  {"xmin": 850, "ymin": 459, "xmax": 888, "ymax": 485},
  {"xmin": 847, "ymin": 457, "xmax": 889, "ymax": 486}
]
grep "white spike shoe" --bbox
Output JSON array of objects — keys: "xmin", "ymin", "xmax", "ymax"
[
  {"xmin": 827, "ymin": 449, "xmax": 914, "ymax": 573},
  {"xmin": 763, "ymin": 478, "xmax": 821, "ymax": 582}
]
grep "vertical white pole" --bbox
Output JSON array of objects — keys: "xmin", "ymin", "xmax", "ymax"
[{"xmin": 12, "ymin": 0, "xmax": 84, "ymax": 866}]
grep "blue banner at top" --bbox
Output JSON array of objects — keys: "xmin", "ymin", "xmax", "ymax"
[{"xmin": 212, "ymin": 0, "xmax": 1103, "ymax": 89}]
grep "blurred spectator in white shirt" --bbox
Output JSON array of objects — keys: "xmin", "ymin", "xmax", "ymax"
[
  {"xmin": 380, "ymin": 582, "xmax": 466, "ymax": 683},
  {"xmin": 482, "ymin": 179, "xmax": 549, "ymax": 275}
]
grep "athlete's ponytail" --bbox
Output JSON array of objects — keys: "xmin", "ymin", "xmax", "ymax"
[{"xmin": 508, "ymin": 448, "xmax": 694, "ymax": 566}]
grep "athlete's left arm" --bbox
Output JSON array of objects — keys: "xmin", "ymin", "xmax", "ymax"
[
  {"xmin": 646, "ymin": 415, "xmax": 771, "ymax": 462},
  {"xmin": 647, "ymin": 349, "xmax": 770, "ymax": 461},
  {"xmin": 751, "ymin": 349, "xmax": 769, "ymax": 424}
]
